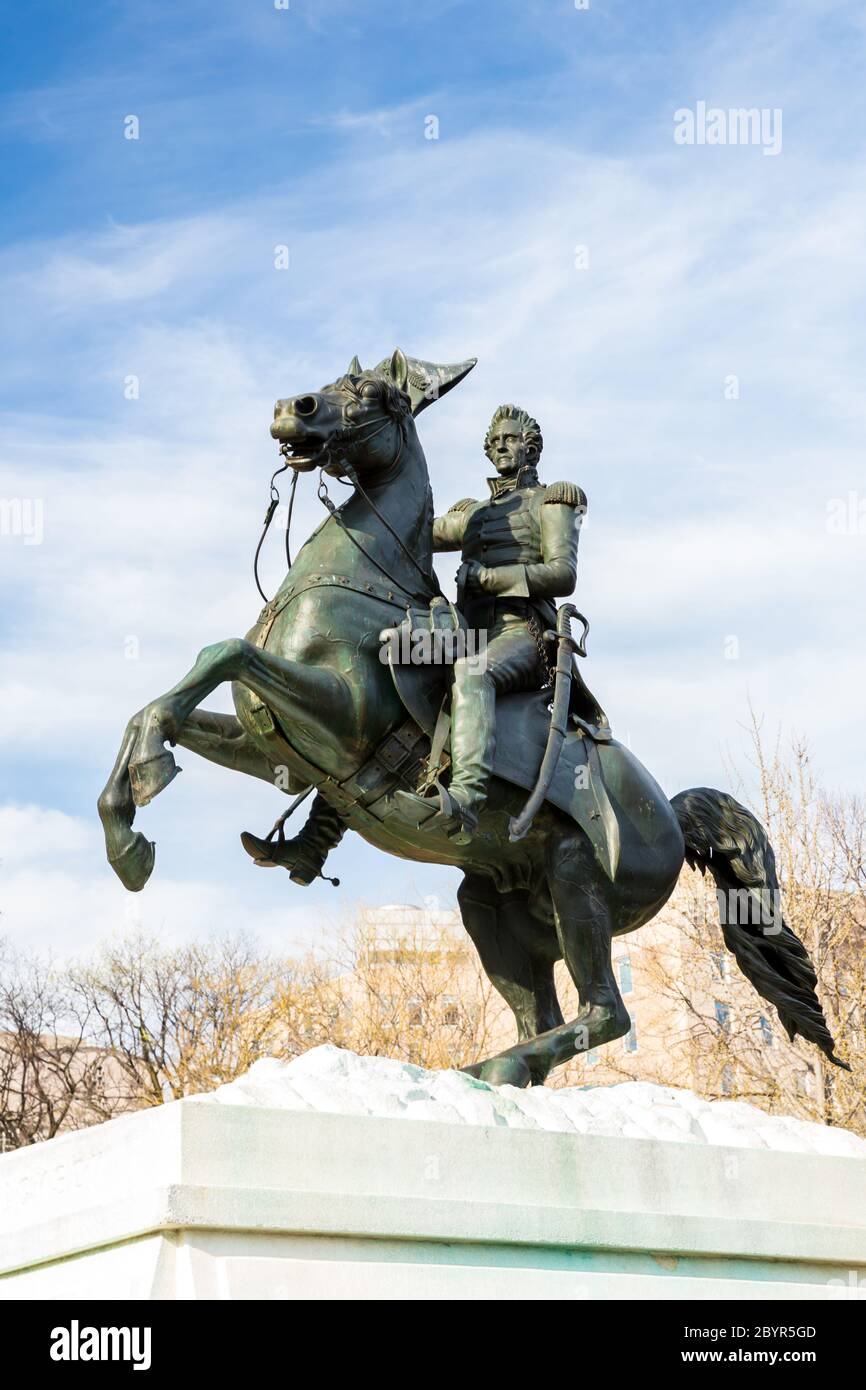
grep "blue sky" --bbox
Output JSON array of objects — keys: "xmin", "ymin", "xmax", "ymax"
[{"xmin": 2, "ymin": 0, "xmax": 865, "ymax": 954}]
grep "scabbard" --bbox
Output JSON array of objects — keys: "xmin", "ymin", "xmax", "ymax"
[{"xmin": 508, "ymin": 604, "xmax": 578, "ymax": 842}]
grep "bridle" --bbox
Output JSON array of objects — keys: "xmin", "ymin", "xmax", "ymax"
[
  {"xmin": 253, "ymin": 398, "xmax": 443, "ymax": 605},
  {"xmin": 253, "ymin": 459, "xmax": 298, "ymax": 603}
]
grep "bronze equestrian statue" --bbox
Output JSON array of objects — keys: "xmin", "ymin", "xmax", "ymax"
[{"xmin": 98, "ymin": 348, "xmax": 849, "ymax": 1086}]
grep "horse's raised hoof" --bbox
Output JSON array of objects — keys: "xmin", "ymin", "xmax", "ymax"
[
  {"xmin": 129, "ymin": 751, "xmax": 181, "ymax": 808},
  {"xmin": 460, "ymin": 1054, "xmax": 533, "ymax": 1089},
  {"xmin": 108, "ymin": 830, "xmax": 155, "ymax": 892}
]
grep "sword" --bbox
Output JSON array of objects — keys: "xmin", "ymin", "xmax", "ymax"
[{"xmin": 508, "ymin": 604, "xmax": 583, "ymax": 842}]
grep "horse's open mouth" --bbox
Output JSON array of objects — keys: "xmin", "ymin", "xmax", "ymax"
[{"xmin": 277, "ymin": 438, "xmax": 327, "ymax": 471}]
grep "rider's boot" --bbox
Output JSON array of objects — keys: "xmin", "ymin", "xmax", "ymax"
[
  {"xmin": 393, "ymin": 669, "xmax": 495, "ymax": 845},
  {"xmin": 393, "ymin": 781, "xmax": 480, "ymax": 847},
  {"xmin": 241, "ymin": 794, "xmax": 347, "ymax": 885}
]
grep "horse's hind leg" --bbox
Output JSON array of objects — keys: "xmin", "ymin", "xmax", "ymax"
[
  {"xmin": 546, "ymin": 826, "xmax": 632, "ymax": 1056},
  {"xmin": 174, "ymin": 709, "xmax": 291, "ymax": 785},
  {"xmin": 462, "ymin": 828, "xmax": 631, "ymax": 1085},
  {"xmin": 457, "ymin": 874, "xmax": 563, "ymax": 1087}
]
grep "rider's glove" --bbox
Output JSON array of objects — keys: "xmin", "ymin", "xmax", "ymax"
[{"xmin": 476, "ymin": 564, "xmax": 529, "ymax": 596}]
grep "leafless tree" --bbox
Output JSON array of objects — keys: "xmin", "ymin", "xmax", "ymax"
[
  {"xmin": 69, "ymin": 932, "xmax": 287, "ymax": 1105},
  {"xmin": 0, "ymin": 940, "xmax": 118, "ymax": 1150},
  {"xmin": 274, "ymin": 908, "xmax": 508, "ymax": 1071}
]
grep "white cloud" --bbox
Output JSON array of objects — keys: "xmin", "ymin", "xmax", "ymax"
[
  {"xmin": 0, "ymin": 803, "xmax": 96, "ymax": 865},
  {"xmin": 0, "ymin": 863, "xmax": 319, "ymax": 958},
  {"xmin": 0, "ymin": 802, "xmax": 336, "ymax": 957}
]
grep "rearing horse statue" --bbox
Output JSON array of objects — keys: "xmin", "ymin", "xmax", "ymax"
[{"xmin": 98, "ymin": 348, "xmax": 848, "ymax": 1086}]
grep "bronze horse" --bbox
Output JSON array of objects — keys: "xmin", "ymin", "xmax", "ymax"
[{"xmin": 98, "ymin": 349, "xmax": 847, "ymax": 1085}]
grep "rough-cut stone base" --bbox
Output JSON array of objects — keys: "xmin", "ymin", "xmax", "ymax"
[{"xmin": 1, "ymin": 1051, "xmax": 864, "ymax": 1300}]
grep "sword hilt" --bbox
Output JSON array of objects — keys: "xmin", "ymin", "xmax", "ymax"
[{"xmin": 545, "ymin": 604, "xmax": 589, "ymax": 657}]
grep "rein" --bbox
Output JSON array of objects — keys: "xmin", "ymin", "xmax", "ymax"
[
  {"xmin": 253, "ymin": 460, "xmax": 299, "ymax": 604},
  {"xmin": 253, "ymin": 406, "xmax": 443, "ymax": 606},
  {"xmin": 327, "ymin": 424, "xmax": 444, "ymax": 602}
]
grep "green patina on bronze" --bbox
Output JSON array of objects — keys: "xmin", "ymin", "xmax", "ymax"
[{"xmin": 97, "ymin": 348, "xmax": 849, "ymax": 1086}]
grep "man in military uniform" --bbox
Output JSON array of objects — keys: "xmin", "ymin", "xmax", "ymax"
[
  {"xmin": 394, "ymin": 403, "xmax": 586, "ymax": 840},
  {"xmin": 241, "ymin": 403, "xmax": 586, "ymax": 875}
]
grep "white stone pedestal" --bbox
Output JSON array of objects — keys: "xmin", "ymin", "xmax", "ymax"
[{"xmin": 1, "ymin": 1081, "xmax": 864, "ymax": 1299}]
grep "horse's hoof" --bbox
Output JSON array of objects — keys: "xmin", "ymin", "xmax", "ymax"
[
  {"xmin": 461, "ymin": 1055, "xmax": 533, "ymax": 1089},
  {"xmin": 108, "ymin": 831, "xmax": 155, "ymax": 892},
  {"xmin": 129, "ymin": 751, "xmax": 181, "ymax": 807}
]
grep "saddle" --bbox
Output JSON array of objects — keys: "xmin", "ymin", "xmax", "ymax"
[
  {"xmin": 382, "ymin": 597, "xmax": 611, "ymax": 740},
  {"xmin": 380, "ymin": 598, "xmax": 624, "ymax": 877}
]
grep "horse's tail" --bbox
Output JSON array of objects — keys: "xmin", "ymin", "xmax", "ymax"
[{"xmin": 670, "ymin": 787, "xmax": 850, "ymax": 1071}]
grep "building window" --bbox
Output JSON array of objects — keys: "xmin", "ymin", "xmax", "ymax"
[
  {"xmin": 714, "ymin": 1000, "xmax": 730, "ymax": 1034},
  {"xmin": 623, "ymin": 1017, "xmax": 638, "ymax": 1053},
  {"xmin": 721, "ymin": 1064, "xmax": 733, "ymax": 1096},
  {"xmin": 759, "ymin": 1014, "xmax": 774, "ymax": 1047},
  {"xmin": 408, "ymin": 996, "xmax": 424, "ymax": 1027},
  {"xmin": 441, "ymin": 995, "xmax": 459, "ymax": 1027},
  {"xmin": 619, "ymin": 956, "xmax": 633, "ymax": 996},
  {"xmin": 711, "ymin": 951, "xmax": 730, "ymax": 981}
]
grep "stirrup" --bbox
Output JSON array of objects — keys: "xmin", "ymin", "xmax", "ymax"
[
  {"xmin": 392, "ymin": 784, "xmax": 477, "ymax": 845},
  {"xmin": 239, "ymin": 830, "xmax": 336, "ymax": 887},
  {"xmin": 391, "ymin": 786, "xmax": 441, "ymax": 828},
  {"xmin": 437, "ymin": 786, "xmax": 479, "ymax": 844}
]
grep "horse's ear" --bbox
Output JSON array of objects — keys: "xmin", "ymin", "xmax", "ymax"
[
  {"xmin": 388, "ymin": 348, "xmax": 409, "ymax": 392},
  {"xmin": 347, "ymin": 355, "xmax": 362, "ymax": 375}
]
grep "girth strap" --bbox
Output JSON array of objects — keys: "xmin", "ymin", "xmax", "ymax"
[{"xmin": 246, "ymin": 693, "xmax": 428, "ymax": 834}]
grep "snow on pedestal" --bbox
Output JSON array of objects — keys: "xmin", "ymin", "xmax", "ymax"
[
  {"xmin": 1, "ymin": 1046, "xmax": 864, "ymax": 1301},
  {"xmin": 193, "ymin": 1045, "xmax": 866, "ymax": 1158}
]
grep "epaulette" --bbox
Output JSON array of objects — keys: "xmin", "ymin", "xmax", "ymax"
[
  {"xmin": 543, "ymin": 480, "xmax": 587, "ymax": 509},
  {"xmin": 448, "ymin": 497, "xmax": 477, "ymax": 513}
]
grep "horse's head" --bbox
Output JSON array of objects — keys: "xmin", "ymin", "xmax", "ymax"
[{"xmin": 270, "ymin": 348, "xmax": 476, "ymax": 479}]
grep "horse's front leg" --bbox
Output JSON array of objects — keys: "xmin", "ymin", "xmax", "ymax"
[
  {"xmin": 99, "ymin": 705, "xmax": 299, "ymax": 892},
  {"xmin": 128, "ymin": 638, "xmax": 349, "ymax": 807},
  {"xmin": 98, "ymin": 714, "xmax": 156, "ymax": 891}
]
